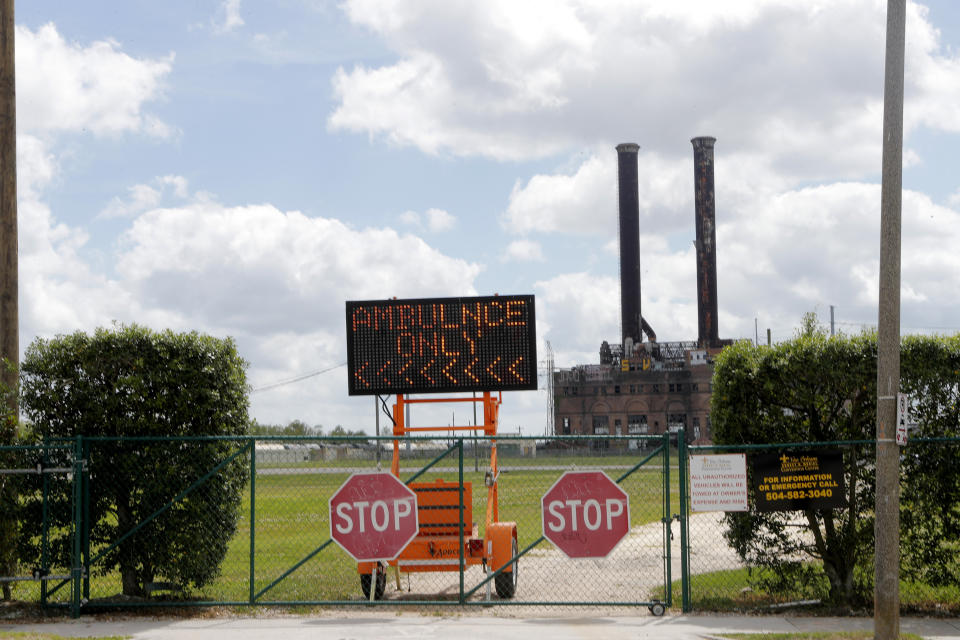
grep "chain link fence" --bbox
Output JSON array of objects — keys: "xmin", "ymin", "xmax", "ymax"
[
  {"xmin": 680, "ymin": 437, "xmax": 960, "ymax": 614},
  {"xmin": 2, "ymin": 434, "xmax": 675, "ymax": 614},
  {"xmin": 6, "ymin": 434, "xmax": 957, "ymax": 617},
  {"xmin": 0, "ymin": 442, "xmax": 78, "ymax": 608}
]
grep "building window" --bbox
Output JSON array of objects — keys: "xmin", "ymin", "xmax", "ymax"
[
  {"xmin": 691, "ymin": 383, "xmax": 699, "ymax": 392},
  {"xmin": 692, "ymin": 417, "xmax": 701, "ymax": 441},
  {"xmin": 592, "ymin": 415, "xmax": 609, "ymax": 435},
  {"xmin": 562, "ymin": 417, "xmax": 571, "ymax": 435},
  {"xmin": 614, "ymin": 419, "xmax": 622, "ymax": 435},
  {"xmin": 627, "ymin": 414, "xmax": 648, "ymax": 434},
  {"xmin": 651, "ymin": 384, "xmax": 659, "ymax": 393},
  {"xmin": 668, "ymin": 383, "xmax": 675, "ymax": 393},
  {"xmin": 667, "ymin": 413, "xmax": 687, "ymax": 432},
  {"xmin": 614, "ymin": 385, "xmax": 620, "ymax": 394}
]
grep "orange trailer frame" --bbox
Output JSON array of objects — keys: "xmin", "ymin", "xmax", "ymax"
[{"xmin": 357, "ymin": 391, "xmax": 518, "ymax": 600}]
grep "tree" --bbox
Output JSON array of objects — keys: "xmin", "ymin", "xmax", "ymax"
[
  {"xmin": 19, "ymin": 325, "xmax": 250, "ymax": 597},
  {"xmin": 898, "ymin": 334, "xmax": 960, "ymax": 589},
  {"xmin": 712, "ymin": 326, "xmax": 960, "ymax": 607},
  {"xmin": 328, "ymin": 425, "xmax": 366, "ymax": 437},
  {"xmin": 248, "ymin": 419, "xmax": 324, "ymax": 436},
  {"xmin": 0, "ymin": 359, "xmax": 17, "ymax": 600}
]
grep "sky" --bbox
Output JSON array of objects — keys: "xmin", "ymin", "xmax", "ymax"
[{"xmin": 13, "ymin": 0, "xmax": 960, "ymax": 435}]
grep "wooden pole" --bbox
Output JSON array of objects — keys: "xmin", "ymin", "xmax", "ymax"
[
  {"xmin": 0, "ymin": 0, "xmax": 17, "ymax": 426},
  {"xmin": 0, "ymin": 0, "xmax": 15, "ymax": 604},
  {"xmin": 875, "ymin": 1, "xmax": 905, "ymax": 638}
]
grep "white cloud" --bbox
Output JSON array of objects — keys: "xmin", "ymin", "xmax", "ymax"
[
  {"xmin": 949, "ymin": 188, "xmax": 960, "ymax": 209},
  {"xmin": 98, "ymin": 175, "xmax": 191, "ymax": 219},
  {"xmin": 399, "ymin": 207, "xmax": 455, "ymax": 232},
  {"xmin": 503, "ymin": 149, "xmax": 693, "ymax": 236},
  {"xmin": 17, "ymin": 23, "xmax": 174, "ymax": 137},
  {"xmin": 213, "ymin": 0, "xmax": 245, "ymax": 34},
  {"xmin": 502, "ymin": 239, "xmax": 545, "ymax": 263},
  {"xmin": 116, "ymin": 202, "xmax": 481, "ymax": 333},
  {"xmin": 331, "ymin": 1, "xmax": 960, "ymax": 181},
  {"xmin": 425, "ymin": 208, "xmax": 455, "ymax": 232},
  {"xmin": 17, "ymin": 136, "xmax": 171, "ymax": 338},
  {"xmin": 399, "ymin": 210, "xmax": 421, "ymax": 227},
  {"xmin": 533, "ymin": 272, "xmax": 619, "ymax": 367}
]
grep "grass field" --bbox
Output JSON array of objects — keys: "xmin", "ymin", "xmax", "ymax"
[{"xmin": 656, "ymin": 565, "xmax": 960, "ymax": 615}]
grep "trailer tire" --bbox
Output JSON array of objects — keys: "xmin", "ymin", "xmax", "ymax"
[
  {"xmin": 494, "ymin": 538, "xmax": 518, "ymax": 599},
  {"xmin": 361, "ymin": 563, "xmax": 386, "ymax": 600}
]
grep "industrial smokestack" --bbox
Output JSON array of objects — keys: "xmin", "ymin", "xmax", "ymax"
[
  {"xmin": 616, "ymin": 143, "xmax": 642, "ymax": 350},
  {"xmin": 692, "ymin": 136, "xmax": 719, "ymax": 349}
]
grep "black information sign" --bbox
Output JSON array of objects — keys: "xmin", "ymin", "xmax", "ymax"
[
  {"xmin": 752, "ymin": 449, "xmax": 847, "ymax": 512},
  {"xmin": 346, "ymin": 295, "xmax": 537, "ymax": 396}
]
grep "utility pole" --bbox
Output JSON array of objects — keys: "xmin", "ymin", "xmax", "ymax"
[
  {"xmin": 0, "ymin": 0, "xmax": 17, "ymax": 426},
  {"xmin": 830, "ymin": 305, "xmax": 835, "ymax": 337},
  {"xmin": 875, "ymin": 1, "xmax": 905, "ymax": 639}
]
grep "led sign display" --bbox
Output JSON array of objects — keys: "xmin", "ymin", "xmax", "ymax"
[{"xmin": 346, "ymin": 295, "xmax": 537, "ymax": 396}]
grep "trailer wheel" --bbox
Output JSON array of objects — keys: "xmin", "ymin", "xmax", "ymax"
[
  {"xmin": 494, "ymin": 538, "xmax": 519, "ymax": 599},
  {"xmin": 648, "ymin": 602, "xmax": 665, "ymax": 617},
  {"xmin": 361, "ymin": 563, "xmax": 386, "ymax": 600}
]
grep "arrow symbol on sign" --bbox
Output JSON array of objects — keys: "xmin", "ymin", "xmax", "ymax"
[
  {"xmin": 508, "ymin": 357, "xmax": 524, "ymax": 381},
  {"xmin": 486, "ymin": 356, "xmax": 503, "ymax": 383},
  {"xmin": 354, "ymin": 363, "xmax": 370, "ymax": 387}
]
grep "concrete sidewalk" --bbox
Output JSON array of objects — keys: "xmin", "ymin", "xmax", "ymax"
[{"xmin": 3, "ymin": 614, "xmax": 960, "ymax": 640}]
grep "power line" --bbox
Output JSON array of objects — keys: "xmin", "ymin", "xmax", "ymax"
[
  {"xmin": 836, "ymin": 321, "xmax": 960, "ymax": 332},
  {"xmin": 250, "ymin": 362, "xmax": 346, "ymax": 393}
]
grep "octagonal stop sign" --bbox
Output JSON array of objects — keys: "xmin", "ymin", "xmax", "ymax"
[
  {"xmin": 541, "ymin": 470, "xmax": 630, "ymax": 558},
  {"xmin": 329, "ymin": 472, "xmax": 419, "ymax": 562}
]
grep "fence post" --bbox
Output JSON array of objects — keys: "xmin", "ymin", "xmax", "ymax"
[
  {"xmin": 663, "ymin": 431, "xmax": 672, "ymax": 607},
  {"xmin": 40, "ymin": 444, "xmax": 50, "ymax": 605},
  {"xmin": 249, "ymin": 438, "xmax": 256, "ymax": 604},
  {"xmin": 71, "ymin": 435, "xmax": 83, "ymax": 618},
  {"xmin": 458, "ymin": 437, "xmax": 465, "ymax": 603},
  {"xmin": 82, "ymin": 438, "xmax": 91, "ymax": 601},
  {"xmin": 678, "ymin": 430, "xmax": 690, "ymax": 612}
]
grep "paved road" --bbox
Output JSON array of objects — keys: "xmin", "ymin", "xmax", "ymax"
[{"xmin": 4, "ymin": 613, "xmax": 960, "ymax": 640}]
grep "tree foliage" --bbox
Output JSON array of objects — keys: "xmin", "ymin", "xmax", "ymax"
[
  {"xmin": 0, "ymin": 359, "xmax": 18, "ymax": 600},
  {"xmin": 712, "ymin": 326, "xmax": 960, "ymax": 607},
  {"xmin": 248, "ymin": 419, "xmax": 324, "ymax": 436},
  {"xmin": 19, "ymin": 325, "xmax": 250, "ymax": 597}
]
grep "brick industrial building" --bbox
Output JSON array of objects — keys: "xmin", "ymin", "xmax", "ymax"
[{"xmin": 552, "ymin": 139, "xmax": 731, "ymax": 446}]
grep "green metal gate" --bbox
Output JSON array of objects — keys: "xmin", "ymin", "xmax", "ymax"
[{"xmin": 6, "ymin": 434, "xmax": 677, "ymax": 615}]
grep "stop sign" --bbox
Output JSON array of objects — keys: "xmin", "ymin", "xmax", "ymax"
[
  {"xmin": 541, "ymin": 470, "xmax": 630, "ymax": 558},
  {"xmin": 329, "ymin": 472, "xmax": 419, "ymax": 562}
]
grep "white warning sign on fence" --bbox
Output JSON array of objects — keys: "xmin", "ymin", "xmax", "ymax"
[
  {"xmin": 896, "ymin": 393, "xmax": 909, "ymax": 446},
  {"xmin": 690, "ymin": 454, "xmax": 748, "ymax": 512}
]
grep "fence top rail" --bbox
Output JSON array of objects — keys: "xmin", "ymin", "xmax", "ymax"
[
  {"xmin": 691, "ymin": 436, "xmax": 960, "ymax": 453},
  {"xmin": 690, "ymin": 439, "xmax": 877, "ymax": 452},
  {"xmin": 41, "ymin": 433, "xmax": 670, "ymax": 444},
  {"xmin": 0, "ymin": 443, "xmax": 74, "ymax": 452}
]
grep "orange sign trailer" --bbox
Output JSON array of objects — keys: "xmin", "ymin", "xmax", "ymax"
[{"xmin": 357, "ymin": 391, "xmax": 518, "ymax": 600}]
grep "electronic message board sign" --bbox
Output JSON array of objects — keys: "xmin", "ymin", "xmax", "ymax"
[{"xmin": 346, "ymin": 295, "xmax": 537, "ymax": 396}]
